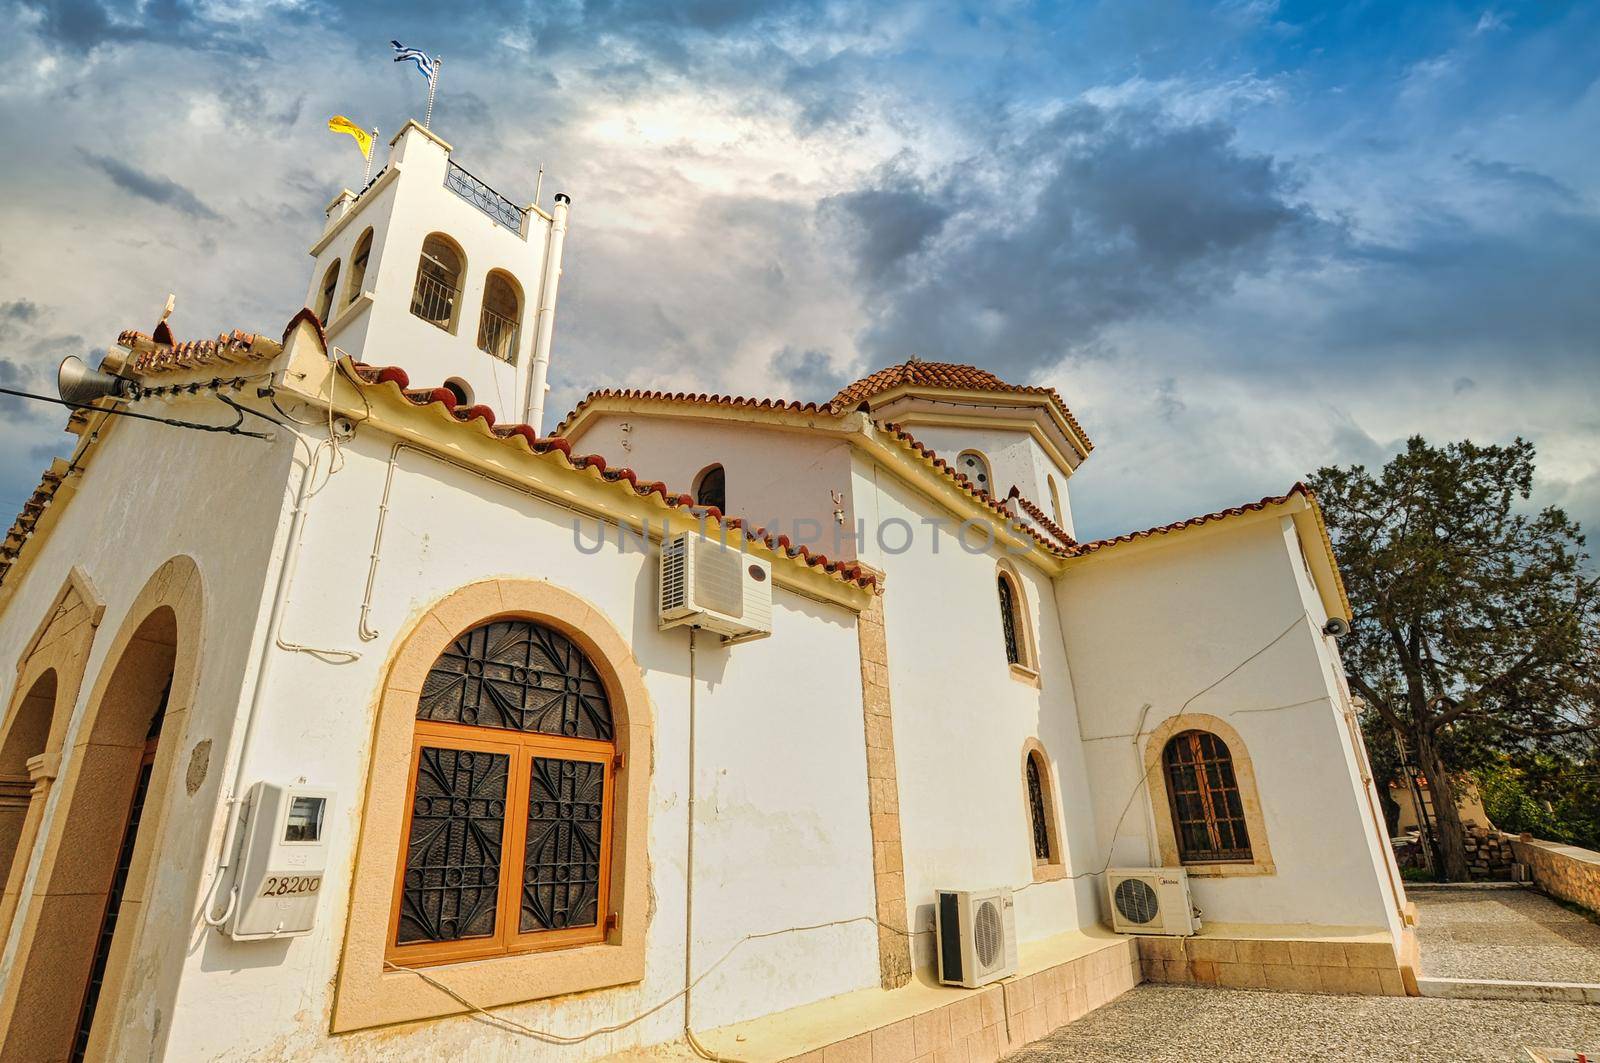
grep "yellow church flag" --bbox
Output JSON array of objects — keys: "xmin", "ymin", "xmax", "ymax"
[{"xmin": 327, "ymin": 115, "xmax": 373, "ymax": 160}]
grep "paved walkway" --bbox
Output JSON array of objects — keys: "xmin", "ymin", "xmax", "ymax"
[
  {"xmin": 1413, "ymin": 886, "xmax": 1600, "ymax": 984},
  {"xmin": 1004, "ymin": 983, "xmax": 1600, "ymax": 1062}
]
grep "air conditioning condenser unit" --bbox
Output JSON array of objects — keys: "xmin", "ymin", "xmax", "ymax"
[
  {"xmin": 659, "ymin": 532, "xmax": 773, "ymax": 641},
  {"xmin": 935, "ymin": 887, "xmax": 1018, "ymax": 988},
  {"xmin": 1106, "ymin": 868, "xmax": 1199, "ymax": 936}
]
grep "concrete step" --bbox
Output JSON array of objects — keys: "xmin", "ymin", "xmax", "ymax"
[{"xmin": 1417, "ymin": 976, "xmax": 1600, "ymax": 1005}]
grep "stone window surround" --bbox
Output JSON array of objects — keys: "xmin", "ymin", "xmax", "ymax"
[
  {"xmin": 333, "ymin": 579, "xmax": 652, "ymax": 1033},
  {"xmin": 1020, "ymin": 738, "xmax": 1067, "ymax": 883},
  {"xmin": 1142, "ymin": 713, "xmax": 1275, "ymax": 878},
  {"xmin": 996, "ymin": 560, "xmax": 1040, "ymax": 686}
]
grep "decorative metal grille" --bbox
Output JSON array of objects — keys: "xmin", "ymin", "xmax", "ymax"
[
  {"xmin": 420, "ymin": 620, "xmax": 614, "ymax": 740},
  {"xmin": 521, "ymin": 756, "xmax": 604, "ymax": 932},
  {"xmin": 396, "ymin": 746, "xmax": 509, "ymax": 945},
  {"xmin": 998, "ymin": 577, "xmax": 1021, "ymax": 664},
  {"xmin": 1026, "ymin": 755, "xmax": 1052, "ymax": 861},
  {"xmin": 445, "ymin": 160, "xmax": 527, "ymax": 233},
  {"xmin": 1163, "ymin": 730, "xmax": 1252, "ymax": 863},
  {"xmin": 71, "ymin": 753, "xmax": 155, "ymax": 1063}
]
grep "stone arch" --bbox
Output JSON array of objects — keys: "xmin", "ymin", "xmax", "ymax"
[
  {"xmin": 1021, "ymin": 738, "xmax": 1066, "ymax": 881},
  {"xmin": 1142, "ymin": 712, "xmax": 1275, "ymax": 877},
  {"xmin": 0, "ymin": 555, "xmax": 203, "ymax": 1062},
  {"xmin": 0, "ymin": 566, "xmax": 105, "ymax": 940},
  {"xmin": 333, "ymin": 578, "xmax": 653, "ymax": 1033}
]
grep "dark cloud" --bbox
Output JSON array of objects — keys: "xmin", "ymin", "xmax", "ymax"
[
  {"xmin": 1, "ymin": 301, "xmax": 40, "ymax": 323},
  {"xmin": 22, "ymin": 0, "xmax": 267, "ymax": 55},
  {"xmin": 80, "ymin": 151, "xmax": 220, "ymax": 220},
  {"xmin": 0, "ymin": 358, "xmax": 28, "ymax": 415},
  {"xmin": 768, "ymin": 346, "xmax": 849, "ymax": 400},
  {"xmin": 835, "ymin": 102, "xmax": 1333, "ymax": 375},
  {"xmin": 820, "ymin": 159, "xmax": 948, "ymax": 285}
]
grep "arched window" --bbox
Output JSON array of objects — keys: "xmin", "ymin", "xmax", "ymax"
[
  {"xmin": 693, "ymin": 464, "xmax": 726, "ymax": 513},
  {"xmin": 392, "ymin": 618, "xmax": 616, "ymax": 964},
  {"xmin": 315, "ymin": 259, "xmax": 341, "ymax": 324},
  {"xmin": 1162, "ymin": 730, "xmax": 1253, "ymax": 864},
  {"xmin": 957, "ymin": 450, "xmax": 992, "ymax": 495},
  {"xmin": 345, "ymin": 227, "xmax": 374, "ymax": 307},
  {"xmin": 996, "ymin": 564, "xmax": 1034, "ymax": 671},
  {"xmin": 1047, "ymin": 475, "xmax": 1064, "ymax": 527},
  {"xmin": 411, "ymin": 234, "xmax": 465, "ymax": 333},
  {"xmin": 477, "ymin": 270, "xmax": 523, "ymax": 363},
  {"xmin": 1026, "ymin": 751, "xmax": 1053, "ymax": 862}
]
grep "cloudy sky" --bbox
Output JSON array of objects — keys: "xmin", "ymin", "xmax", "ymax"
[{"xmin": 1, "ymin": 0, "xmax": 1596, "ymax": 546}]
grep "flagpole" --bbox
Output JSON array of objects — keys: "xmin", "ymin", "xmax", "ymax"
[
  {"xmin": 425, "ymin": 56, "xmax": 441, "ymax": 128},
  {"xmin": 364, "ymin": 127, "xmax": 378, "ymax": 183}
]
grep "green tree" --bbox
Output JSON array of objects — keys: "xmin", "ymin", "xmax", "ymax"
[{"xmin": 1309, "ymin": 437, "xmax": 1600, "ymax": 881}]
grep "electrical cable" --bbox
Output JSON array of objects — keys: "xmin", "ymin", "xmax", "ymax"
[{"xmin": 0, "ymin": 385, "xmax": 275, "ymax": 440}]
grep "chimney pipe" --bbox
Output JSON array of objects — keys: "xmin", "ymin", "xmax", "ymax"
[{"xmin": 524, "ymin": 192, "xmax": 570, "ymax": 434}]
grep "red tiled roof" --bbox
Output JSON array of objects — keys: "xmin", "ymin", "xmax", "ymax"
[
  {"xmin": 348, "ymin": 363, "xmax": 879, "ymax": 591},
  {"xmin": 552, "ymin": 389, "xmax": 833, "ymax": 437},
  {"xmin": 1067, "ymin": 485, "xmax": 1313, "ymax": 557},
  {"xmin": 830, "ymin": 359, "xmax": 1093, "ymax": 452},
  {"xmin": 1009, "ymin": 490, "xmax": 1077, "ymax": 548},
  {"xmin": 880, "ymin": 424, "xmax": 1072, "ymax": 556},
  {"xmin": 0, "ymin": 460, "xmax": 72, "ymax": 588},
  {"xmin": 118, "ymin": 328, "xmax": 283, "ymax": 376}
]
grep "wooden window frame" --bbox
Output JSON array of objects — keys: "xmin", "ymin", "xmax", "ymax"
[
  {"xmin": 1162, "ymin": 730, "xmax": 1252, "ymax": 864},
  {"xmin": 1143, "ymin": 713, "xmax": 1275, "ymax": 878},
  {"xmin": 388, "ymin": 720, "xmax": 615, "ymax": 968}
]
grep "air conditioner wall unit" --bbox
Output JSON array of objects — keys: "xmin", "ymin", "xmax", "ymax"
[
  {"xmin": 934, "ymin": 887, "xmax": 1019, "ymax": 988},
  {"xmin": 658, "ymin": 532, "xmax": 773, "ymax": 641},
  {"xmin": 1106, "ymin": 868, "xmax": 1199, "ymax": 936}
]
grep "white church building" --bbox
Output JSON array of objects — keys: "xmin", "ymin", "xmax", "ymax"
[{"xmin": 0, "ymin": 121, "xmax": 1417, "ymax": 1062}]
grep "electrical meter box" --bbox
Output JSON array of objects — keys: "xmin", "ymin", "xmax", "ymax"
[{"xmin": 226, "ymin": 782, "xmax": 334, "ymax": 940}]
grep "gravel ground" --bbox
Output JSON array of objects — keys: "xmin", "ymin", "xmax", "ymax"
[
  {"xmin": 1412, "ymin": 888, "xmax": 1600, "ymax": 983},
  {"xmin": 1006, "ymin": 984, "xmax": 1600, "ymax": 1062}
]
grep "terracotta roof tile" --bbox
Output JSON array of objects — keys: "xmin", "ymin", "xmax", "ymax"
[
  {"xmin": 348, "ymin": 363, "xmax": 878, "ymax": 591},
  {"xmin": 880, "ymin": 424, "xmax": 1072, "ymax": 557},
  {"xmin": 0, "ymin": 461, "xmax": 71, "ymax": 587},
  {"xmin": 118, "ymin": 328, "xmax": 283, "ymax": 376},
  {"xmin": 1067, "ymin": 485, "xmax": 1313, "ymax": 557},
  {"xmin": 1008, "ymin": 489, "xmax": 1077, "ymax": 548},
  {"xmin": 830, "ymin": 359, "xmax": 1092, "ymax": 452},
  {"xmin": 552, "ymin": 389, "xmax": 832, "ymax": 437}
]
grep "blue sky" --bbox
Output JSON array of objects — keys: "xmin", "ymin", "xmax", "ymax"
[{"xmin": 1, "ymin": 0, "xmax": 1596, "ymax": 545}]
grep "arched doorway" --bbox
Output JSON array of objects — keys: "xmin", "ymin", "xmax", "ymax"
[
  {"xmin": 0, "ymin": 557, "xmax": 201, "ymax": 1063},
  {"xmin": 0, "ymin": 670, "xmax": 56, "ymax": 881}
]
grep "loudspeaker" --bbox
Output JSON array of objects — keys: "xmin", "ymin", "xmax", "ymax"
[{"xmin": 58, "ymin": 356, "xmax": 136, "ymax": 406}]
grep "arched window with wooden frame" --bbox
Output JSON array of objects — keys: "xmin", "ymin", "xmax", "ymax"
[
  {"xmin": 996, "ymin": 561, "xmax": 1036, "ymax": 676},
  {"xmin": 411, "ymin": 233, "xmax": 465, "ymax": 333},
  {"xmin": 344, "ymin": 227, "xmax": 374, "ymax": 307},
  {"xmin": 1162, "ymin": 730, "xmax": 1252, "ymax": 864},
  {"xmin": 1021, "ymin": 739, "xmax": 1064, "ymax": 880},
  {"xmin": 476, "ymin": 269, "xmax": 523, "ymax": 363},
  {"xmin": 390, "ymin": 617, "xmax": 617, "ymax": 966},
  {"xmin": 693, "ymin": 464, "xmax": 726, "ymax": 513},
  {"xmin": 314, "ymin": 258, "xmax": 341, "ymax": 324}
]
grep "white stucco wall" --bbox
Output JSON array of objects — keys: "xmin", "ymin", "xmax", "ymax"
[
  {"xmin": 122, "ymin": 417, "xmax": 879, "ymax": 1060},
  {"xmin": 847, "ymin": 455, "xmax": 1101, "ymax": 967},
  {"xmin": 566, "ymin": 412, "xmax": 861, "ymax": 559},
  {"xmin": 902, "ymin": 424, "xmax": 1075, "ymax": 538},
  {"xmin": 1056, "ymin": 516, "xmax": 1397, "ymax": 933},
  {"xmin": 0, "ymin": 404, "xmax": 298, "ymax": 1047}
]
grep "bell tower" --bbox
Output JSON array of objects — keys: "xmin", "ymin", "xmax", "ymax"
[{"xmin": 303, "ymin": 120, "xmax": 570, "ymax": 431}]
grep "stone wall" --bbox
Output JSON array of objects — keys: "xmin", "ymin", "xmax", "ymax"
[
  {"xmin": 1464, "ymin": 824, "xmax": 1517, "ymax": 880},
  {"xmin": 1512, "ymin": 836, "xmax": 1600, "ymax": 915}
]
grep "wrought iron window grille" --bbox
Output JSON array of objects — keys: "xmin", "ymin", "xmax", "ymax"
[{"xmin": 445, "ymin": 161, "xmax": 527, "ymax": 235}]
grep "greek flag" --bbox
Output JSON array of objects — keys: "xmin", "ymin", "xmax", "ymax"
[{"xmin": 391, "ymin": 40, "xmax": 436, "ymax": 82}]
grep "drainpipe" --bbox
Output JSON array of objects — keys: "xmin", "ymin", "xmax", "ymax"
[{"xmin": 524, "ymin": 192, "xmax": 570, "ymax": 433}]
